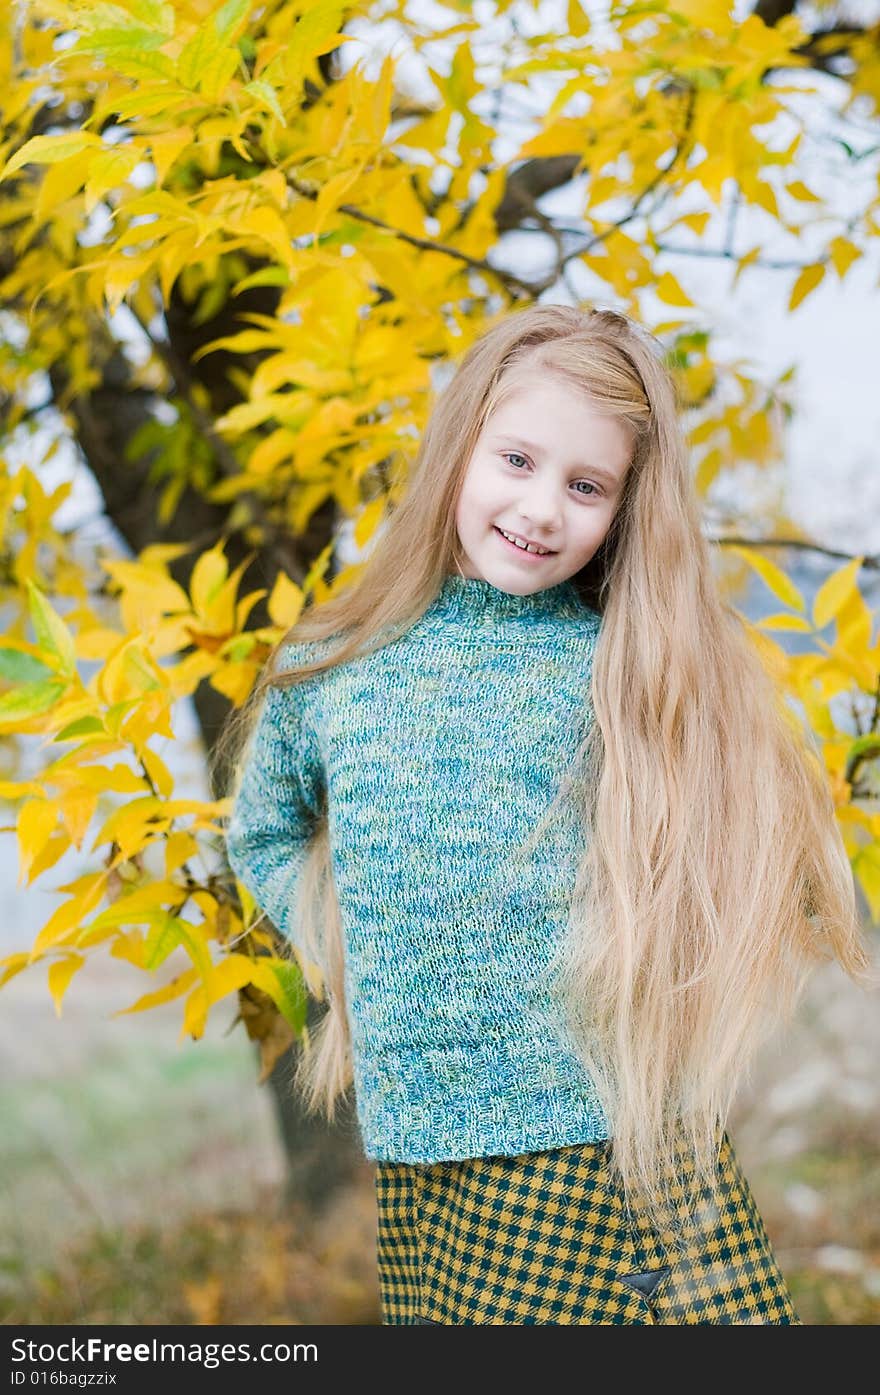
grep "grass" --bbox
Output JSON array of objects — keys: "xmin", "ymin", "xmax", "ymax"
[
  {"xmin": 3, "ymin": 1141, "xmax": 878, "ymax": 1325},
  {"xmin": 2, "ymin": 1179, "xmax": 381, "ymax": 1326}
]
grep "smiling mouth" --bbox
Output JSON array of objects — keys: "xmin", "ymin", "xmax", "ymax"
[{"xmin": 494, "ymin": 526, "xmax": 556, "ymax": 557}]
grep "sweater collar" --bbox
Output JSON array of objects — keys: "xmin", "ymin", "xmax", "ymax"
[{"xmin": 431, "ymin": 572, "xmax": 595, "ymax": 623}]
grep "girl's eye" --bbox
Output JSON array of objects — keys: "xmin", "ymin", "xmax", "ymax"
[{"xmin": 501, "ymin": 453, "xmax": 599, "ymax": 498}]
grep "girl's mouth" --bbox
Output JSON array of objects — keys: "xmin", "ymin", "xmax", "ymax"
[{"xmin": 493, "ymin": 525, "xmax": 556, "ymax": 560}]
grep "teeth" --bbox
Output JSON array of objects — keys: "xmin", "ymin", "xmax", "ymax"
[{"xmin": 499, "ymin": 528, "xmax": 551, "ymax": 555}]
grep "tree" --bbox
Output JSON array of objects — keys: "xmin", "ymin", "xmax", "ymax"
[{"xmin": 1, "ymin": 0, "xmax": 879, "ymax": 1210}]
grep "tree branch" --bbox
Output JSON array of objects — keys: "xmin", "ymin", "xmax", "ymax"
[
  {"xmin": 714, "ymin": 533, "xmax": 880, "ymax": 571},
  {"xmin": 286, "ymin": 174, "xmax": 548, "ymax": 298}
]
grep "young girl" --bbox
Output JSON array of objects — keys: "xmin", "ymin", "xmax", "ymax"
[{"xmin": 222, "ymin": 303, "xmax": 874, "ymax": 1325}]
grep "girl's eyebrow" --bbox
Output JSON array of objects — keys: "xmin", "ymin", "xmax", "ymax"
[{"xmin": 491, "ymin": 434, "xmax": 621, "ymax": 485}]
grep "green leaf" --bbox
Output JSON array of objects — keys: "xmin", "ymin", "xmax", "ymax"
[
  {"xmin": 143, "ymin": 913, "xmax": 182, "ymax": 971},
  {"xmin": 166, "ymin": 916, "xmax": 213, "ymax": 981},
  {"xmin": 243, "ymin": 79, "xmax": 287, "ymax": 127},
  {"xmin": 0, "ymin": 133, "xmax": 98, "ymax": 183},
  {"xmin": 53, "ymin": 716, "xmax": 106, "ymax": 742},
  {"xmin": 0, "ymin": 680, "xmax": 67, "ymax": 724},
  {"xmin": 176, "ymin": 21, "xmax": 215, "ymax": 91},
  {"xmin": 73, "ymin": 2, "xmax": 165, "ymax": 28},
  {"xmin": 26, "ymin": 581, "xmax": 77, "ymax": 677},
  {"xmin": 214, "ymin": 0, "xmax": 252, "ymax": 46},
  {"xmin": 0, "ymin": 647, "xmax": 52, "ymax": 683},
  {"xmin": 126, "ymin": 1, "xmax": 176, "ymax": 33},
  {"xmin": 231, "ymin": 265, "xmax": 290, "ymax": 294},
  {"xmin": 71, "ymin": 25, "xmax": 168, "ymax": 53},
  {"xmin": 258, "ymin": 956, "xmax": 308, "ymax": 1032},
  {"xmin": 844, "ymin": 736, "xmax": 880, "ymax": 786}
]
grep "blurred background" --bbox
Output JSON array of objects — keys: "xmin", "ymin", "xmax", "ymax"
[{"xmin": 2, "ymin": 0, "xmax": 879, "ymax": 1325}]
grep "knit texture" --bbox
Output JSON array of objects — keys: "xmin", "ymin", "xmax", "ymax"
[{"xmin": 226, "ymin": 572, "xmax": 610, "ymax": 1163}]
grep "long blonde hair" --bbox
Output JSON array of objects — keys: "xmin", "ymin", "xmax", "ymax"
[{"xmin": 216, "ymin": 303, "xmax": 875, "ymax": 1228}]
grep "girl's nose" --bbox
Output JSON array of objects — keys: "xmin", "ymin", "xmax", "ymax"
[{"xmin": 518, "ymin": 491, "xmax": 562, "ymax": 533}]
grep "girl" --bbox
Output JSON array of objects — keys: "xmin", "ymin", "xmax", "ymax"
[{"xmin": 222, "ymin": 303, "xmax": 874, "ymax": 1325}]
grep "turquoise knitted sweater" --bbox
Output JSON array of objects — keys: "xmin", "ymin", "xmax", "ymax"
[{"xmin": 226, "ymin": 572, "xmax": 610, "ymax": 1162}]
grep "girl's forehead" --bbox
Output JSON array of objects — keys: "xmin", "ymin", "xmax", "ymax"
[
  {"xmin": 487, "ymin": 369, "xmax": 602, "ymax": 416},
  {"xmin": 485, "ymin": 380, "xmax": 623, "ymax": 432}
]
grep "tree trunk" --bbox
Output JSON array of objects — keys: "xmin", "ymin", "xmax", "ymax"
[{"xmin": 48, "ymin": 350, "xmax": 365, "ymax": 1214}]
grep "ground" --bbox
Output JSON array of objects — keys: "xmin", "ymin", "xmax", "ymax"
[{"xmin": 1, "ymin": 945, "xmax": 877, "ymax": 1325}]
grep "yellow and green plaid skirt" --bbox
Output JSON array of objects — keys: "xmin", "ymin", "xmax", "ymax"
[{"xmin": 375, "ymin": 1131, "xmax": 800, "ymax": 1325}]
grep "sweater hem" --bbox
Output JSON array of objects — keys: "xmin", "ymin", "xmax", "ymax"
[{"xmin": 359, "ymin": 1096, "xmax": 610, "ymax": 1165}]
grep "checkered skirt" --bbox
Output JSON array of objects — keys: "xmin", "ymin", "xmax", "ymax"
[{"xmin": 374, "ymin": 1131, "xmax": 800, "ymax": 1325}]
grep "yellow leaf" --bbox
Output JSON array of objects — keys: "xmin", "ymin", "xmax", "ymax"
[
  {"xmin": 751, "ymin": 180, "xmax": 779, "ymax": 219},
  {"xmin": 755, "ymin": 613, "xmax": 813, "ymax": 632},
  {"xmin": 149, "ymin": 127, "xmax": 194, "ymax": 188},
  {"xmin": 209, "ymin": 663, "xmax": 257, "ymax": 707},
  {"xmin": 121, "ymin": 691, "xmax": 174, "ymax": 750},
  {"xmin": 110, "ymin": 930, "xmax": 148, "ymax": 969},
  {"xmin": 31, "ymin": 879, "xmax": 107, "ymax": 957},
  {"xmin": 567, "ymin": 0, "xmax": 591, "ymax": 37},
  {"xmin": 726, "ymin": 545, "xmax": 806, "ymax": 612},
  {"xmin": 0, "ymin": 952, "xmax": 32, "ymax": 988},
  {"xmin": 0, "ymin": 132, "xmax": 99, "ymax": 182},
  {"xmin": 829, "ymin": 237, "xmax": 862, "ymax": 280},
  {"xmin": 836, "ymin": 583, "xmax": 873, "ymax": 655},
  {"xmin": 267, "ymin": 571, "xmax": 304, "ymax": 627},
  {"xmin": 812, "ymin": 556, "xmax": 864, "ymax": 631},
  {"xmin": 182, "ymin": 982, "xmax": 209, "ymax": 1038},
  {"xmin": 205, "ymin": 952, "xmax": 256, "ymax": 1005},
  {"xmin": 786, "ymin": 180, "xmax": 821, "ymax": 202},
  {"xmin": 98, "ymin": 640, "xmax": 164, "ymax": 706},
  {"xmin": 312, "ymin": 166, "xmax": 365, "ymax": 242},
  {"xmin": 48, "ymin": 954, "xmax": 86, "ymax": 1017},
  {"xmin": 354, "ymin": 496, "xmax": 388, "ymax": 550},
  {"xmin": 788, "ymin": 262, "xmax": 825, "ymax": 312},
  {"xmin": 812, "ymin": 638, "xmax": 877, "ymax": 691},
  {"xmin": 655, "ymin": 271, "xmax": 695, "ymax": 308},
  {"xmin": 69, "ymin": 765, "xmax": 150, "ymax": 795},
  {"xmin": 246, "ymin": 427, "xmax": 298, "ymax": 476},
  {"xmin": 238, "ymin": 206, "xmax": 296, "ymax": 269},
  {"xmin": 853, "ymin": 846, "xmax": 880, "ymax": 924},
  {"xmin": 190, "ymin": 545, "xmax": 229, "ymax": 618},
  {"xmin": 733, "ymin": 245, "xmax": 762, "ymax": 288},
  {"xmin": 103, "ymin": 558, "xmax": 191, "ymax": 619},
  {"xmin": 58, "ymin": 788, "xmax": 99, "ymax": 849},
  {"xmin": 679, "ymin": 212, "xmax": 711, "ymax": 235},
  {"xmin": 76, "ymin": 626, "xmax": 126, "ymax": 661},
  {"xmin": 94, "ymin": 795, "xmax": 166, "ymax": 859},
  {"xmin": 28, "ymin": 832, "xmax": 71, "ymax": 884},
  {"xmin": 87, "ymin": 881, "xmax": 185, "ymax": 934},
  {"xmin": 142, "ymin": 747, "xmax": 174, "ymax": 799},
  {"xmin": 84, "ymin": 146, "xmax": 141, "ymax": 216},
  {"xmin": 694, "ymin": 446, "xmax": 723, "ymax": 493},
  {"xmin": 165, "ymin": 830, "xmax": 199, "ymax": 877},
  {"xmin": 113, "ymin": 967, "xmax": 199, "ymax": 1016},
  {"xmin": 17, "ymin": 798, "xmax": 58, "ymax": 884}
]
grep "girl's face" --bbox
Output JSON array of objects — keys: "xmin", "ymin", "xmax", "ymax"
[{"xmin": 454, "ymin": 374, "xmax": 632, "ymax": 591}]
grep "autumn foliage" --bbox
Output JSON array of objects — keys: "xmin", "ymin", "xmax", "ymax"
[{"xmin": 0, "ymin": 0, "xmax": 878, "ymax": 1081}]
